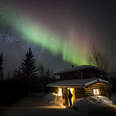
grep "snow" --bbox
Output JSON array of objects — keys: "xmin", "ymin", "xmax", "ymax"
[
  {"xmin": 1, "ymin": 93, "xmax": 116, "ymax": 116},
  {"xmin": 72, "ymin": 96, "xmax": 113, "ymax": 112},
  {"xmin": 47, "ymin": 78, "xmax": 110, "ymax": 87},
  {"xmin": 42, "ymin": 93, "xmax": 56, "ymax": 105}
]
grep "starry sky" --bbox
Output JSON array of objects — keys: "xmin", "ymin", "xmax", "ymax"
[{"xmin": 0, "ymin": 0, "xmax": 116, "ymax": 73}]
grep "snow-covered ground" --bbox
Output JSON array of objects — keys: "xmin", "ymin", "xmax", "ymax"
[
  {"xmin": 111, "ymin": 92, "xmax": 116, "ymax": 104},
  {"xmin": 72, "ymin": 96, "xmax": 113, "ymax": 112},
  {"xmin": 24, "ymin": 93, "xmax": 115, "ymax": 110},
  {"xmin": 0, "ymin": 93, "xmax": 116, "ymax": 116}
]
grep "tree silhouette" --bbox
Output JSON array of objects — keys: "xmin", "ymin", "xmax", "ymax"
[
  {"xmin": 0, "ymin": 53, "xmax": 4, "ymax": 80},
  {"xmin": 88, "ymin": 46, "xmax": 108, "ymax": 71},
  {"xmin": 21, "ymin": 48, "xmax": 38, "ymax": 80},
  {"xmin": 13, "ymin": 67, "xmax": 22, "ymax": 80},
  {"xmin": 38, "ymin": 64, "xmax": 45, "ymax": 78}
]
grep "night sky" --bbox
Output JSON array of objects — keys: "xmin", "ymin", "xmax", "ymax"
[{"xmin": 0, "ymin": 0, "xmax": 116, "ymax": 73}]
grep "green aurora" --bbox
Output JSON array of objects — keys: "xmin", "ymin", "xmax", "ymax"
[{"xmin": 1, "ymin": 9, "xmax": 92, "ymax": 66}]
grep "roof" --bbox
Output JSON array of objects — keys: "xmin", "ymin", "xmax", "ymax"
[
  {"xmin": 47, "ymin": 78, "xmax": 110, "ymax": 88},
  {"xmin": 55, "ymin": 65, "xmax": 104, "ymax": 75}
]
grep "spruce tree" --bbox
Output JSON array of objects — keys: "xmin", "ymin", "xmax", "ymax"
[
  {"xmin": 13, "ymin": 67, "xmax": 22, "ymax": 80},
  {"xmin": 21, "ymin": 48, "xmax": 38, "ymax": 80}
]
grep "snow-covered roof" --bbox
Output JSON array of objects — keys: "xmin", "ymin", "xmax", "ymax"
[
  {"xmin": 55, "ymin": 65, "xmax": 103, "ymax": 75},
  {"xmin": 47, "ymin": 78, "xmax": 110, "ymax": 88}
]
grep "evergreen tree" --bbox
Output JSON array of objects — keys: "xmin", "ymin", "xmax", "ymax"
[
  {"xmin": 21, "ymin": 48, "xmax": 38, "ymax": 80},
  {"xmin": 0, "ymin": 53, "xmax": 4, "ymax": 80},
  {"xmin": 46, "ymin": 69, "xmax": 50, "ymax": 78},
  {"xmin": 13, "ymin": 67, "xmax": 22, "ymax": 80},
  {"xmin": 38, "ymin": 64, "xmax": 45, "ymax": 78}
]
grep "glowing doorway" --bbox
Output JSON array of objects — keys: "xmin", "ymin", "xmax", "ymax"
[{"xmin": 67, "ymin": 88, "xmax": 76, "ymax": 106}]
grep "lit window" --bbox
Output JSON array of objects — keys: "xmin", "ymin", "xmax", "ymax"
[
  {"xmin": 93, "ymin": 89, "xmax": 99, "ymax": 95},
  {"xmin": 58, "ymin": 88, "xmax": 62, "ymax": 96}
]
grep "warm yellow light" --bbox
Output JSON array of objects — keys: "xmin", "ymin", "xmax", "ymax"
[
  {"xmin": 58, "ymin": 88, "xmax": 62, "ymax": 96},
  {"xmin": 68, "ymin": 88, "xmax": 75, "ymax": 105},
  {"xmin": 93, "ymin": 89, "xmax": 99, "ymax": 95},
  {"xmin": 38, "ymin": 105, "xmax": 66, "ymax": 109},
  {"xmin": 52, "ymin": 92, "xmax": 58, "ymax": 96}
]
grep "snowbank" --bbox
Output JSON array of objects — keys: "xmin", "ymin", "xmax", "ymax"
[{"xmin": 72, "ymin": 96, "xmax": 113, "ymax": 112}]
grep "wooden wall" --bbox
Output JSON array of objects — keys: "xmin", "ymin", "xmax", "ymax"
[
  {"xmin": 52, "ymin": 82, "xmax": 111, "ymax": 107},
  {"xmin": 62, "ymin": 82, "xmax": 111, "ymax": 101},
  {"xmin": 84, "ymin": 82, "xmax": 111, "ymax": 97},
  {"xmin": 58, "ymin": 67, "xmax": 107, "ymax": 80},
  {"xmin": 75, "ymin": 88, "xmax": 85, "ymax": 98}
]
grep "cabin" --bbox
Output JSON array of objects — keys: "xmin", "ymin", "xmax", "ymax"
[
  {"xmin": 47, "ymin": 65, "xmax": 111, "ymax": 107},
  {"xmin": 47, "ymin": 78, "xmax": 111, "ymax": 107},
  {"xmin": 55, "ymin": 65, "xmax": 107, "ymax": 80}
]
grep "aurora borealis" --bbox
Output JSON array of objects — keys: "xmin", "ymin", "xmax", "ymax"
[
  {"xmin": 0, "ymin": 0, "xmax": 115, "ymax": 72},
  {"xmin": 0, "ymin": 7, "xmax": 90, "ymax": 66},
  {"xmin": 12, "ymin": 15, "xmax": 90, "ymax": 66}
]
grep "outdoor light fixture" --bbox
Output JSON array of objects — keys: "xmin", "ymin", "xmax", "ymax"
[{"xmin": 93, "ymin": 89, "xmax": 99, "ymax": 95}]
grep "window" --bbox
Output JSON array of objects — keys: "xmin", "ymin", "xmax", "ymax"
[
  {"xmin": 58, "ymin": 88, "xmax": 62, "ymax": 96},
  {"xmin": 93, "ymin": 89, "xmax": 99, "ymax": 95}
]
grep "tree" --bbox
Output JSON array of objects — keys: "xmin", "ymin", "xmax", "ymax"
[
  {"xmin": 38, "ymin": 64, "xmax": 45, "ymax": 78},
  {"xmin": 21, "ymin": 48, "xmax": 38, "ymax": 80},
  {"xmin": 0, "ymin": 53, "xmax": 4, "ymax": 80},
  {"xmin": 12, "ymin": 67, "xmax": 22, "ymax": 80},
  {"xmin": 46, "ymin": 69, "xmax": 50, "ymax": 79},
  {"xmin": 88, "ymin": 46, "xmax": 108, "ymax": 71}
]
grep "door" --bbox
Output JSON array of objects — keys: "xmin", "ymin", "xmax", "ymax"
[{"xmin": 67, "ymin": 88, "xmax": 75, "ymax": 106}]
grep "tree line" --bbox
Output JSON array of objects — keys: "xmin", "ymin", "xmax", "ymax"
[
  {"xmin": 0, "ymin": 48, "xmax": 56, "ymax": 103},
  {"xmin": 0, "ymin": 48, "xmax": 55, "ymax": 81}
]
